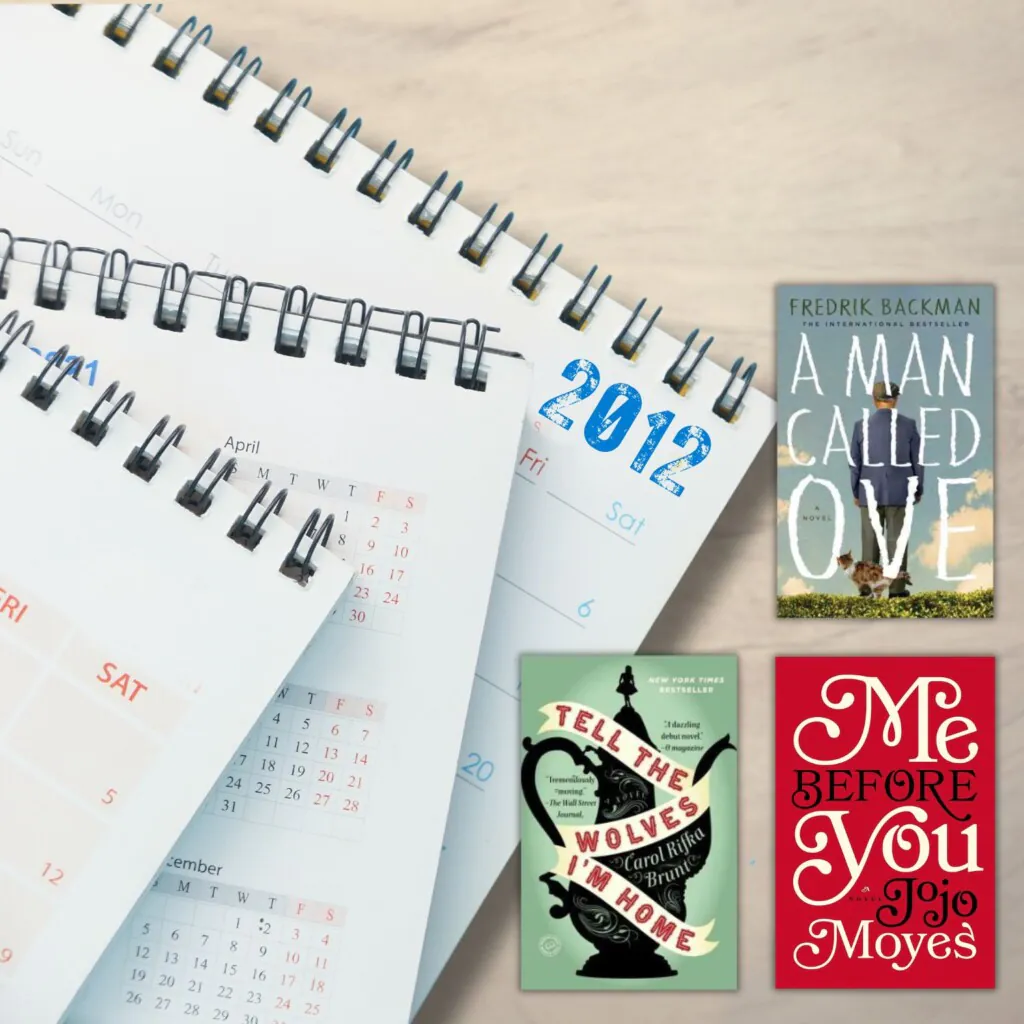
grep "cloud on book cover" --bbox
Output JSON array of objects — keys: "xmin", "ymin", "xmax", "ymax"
[
  {"xmin": 915, "ymin": 505, "xmax": 993, "ymax": 571},
  {"xmin": 777, "ymin": 444, "xmax": 813, "ymax": 468},
  {"xmin": 777, "ymin": 498, "xmax": 790, "ymax": 522},
  {"xmin": 780, "ymin": 576, "xmax": 814, "ymax": 596},
  {"xmin": 966, "ymin": 469, "xmax": 994, "ymax": 504},
  {"xmin": 956, "ymin": 562, "xmax": 994, "ymax": 593}
]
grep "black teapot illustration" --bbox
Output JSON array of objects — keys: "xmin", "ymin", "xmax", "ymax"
[{"xmin": 521, "ymin": 678, "xmax": 735, "ymax": 979}]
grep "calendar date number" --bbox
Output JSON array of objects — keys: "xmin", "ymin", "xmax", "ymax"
[
  {"xmin": 41, "ymin": 861, "xmax": 64, "ymax": 885},
  {"xmin": 459, "ymin": 752, "xmax": 495, "ymax": 785},
  {"xmin": 539, "ymin": 358, "xmax": 712, "ymax": 496}
]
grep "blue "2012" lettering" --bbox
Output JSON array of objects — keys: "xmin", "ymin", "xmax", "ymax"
[
  {"xmin": 28, "ymin": 347, "xmax": 100, "ymax": 388},
  {"xmin": 538, "ymin": 358, "xmax": 711, "ymax": 496}
]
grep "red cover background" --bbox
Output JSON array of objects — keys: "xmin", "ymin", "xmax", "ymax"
[{"xmin": 774, "ymin": 657, "xmax": 995, "ymax": 989}]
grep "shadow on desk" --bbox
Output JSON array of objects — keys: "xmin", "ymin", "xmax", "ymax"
[{"xmin": 417, "ymin": 852, "xmax": 521, "ymax": 1023}]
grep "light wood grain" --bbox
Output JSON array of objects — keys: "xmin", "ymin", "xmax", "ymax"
[{"xmin": 155, "ymin": 1, "xmax": 1022, "ymax": 1018}]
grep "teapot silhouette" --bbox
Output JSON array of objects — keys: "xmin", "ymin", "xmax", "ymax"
[{"xmin": 522, "ymin": 692, "xmax": 734, "ymax": 979}]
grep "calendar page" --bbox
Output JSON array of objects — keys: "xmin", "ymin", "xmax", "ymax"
[
  {"xmin": 0, "ymin": 5, "xmax": 776, "ymax": 1005},
  {"xmin": 0, "ymin": 280, "xmax": 533, "ymax": 1023},
  {"xmin": 0, "ymin": 337, "xmax": 351, "ymax": 1023}
]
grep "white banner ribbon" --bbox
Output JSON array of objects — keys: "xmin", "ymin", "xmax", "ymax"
[
  {"xmin": 538, "ymin": 701, "xmax": 697, "ymax": 790},
  {"xmin": 552, "ymin": 847, "xmax": 718, "ymax": 957},
  {"xmin": 558, "ymin": 775, "xmax": 711, "ymax": 856},
  {"xmin": 535, "ymin": 700, "xmax": 719, "ymax": 957}
]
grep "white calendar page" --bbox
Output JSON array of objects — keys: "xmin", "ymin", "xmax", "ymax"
[
  {"xmin": 0, "ymin": 270, "xmax": 532, "ymax": 1024},
  {"xmin": 0, "ymin": 337, "xmax": 351, "ymax": 1023},
  {"xmin": 0, "ymin": 5, "xmax": 776, "ymax": 1007}
]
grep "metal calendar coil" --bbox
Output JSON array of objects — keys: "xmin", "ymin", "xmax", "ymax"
[
  {"xmin": 0, "ymin": 229, "xmax": 496, "ymax": 391},
  {"xmin": 49, "ymin": 4, "xmax": 757, "ymax": 420},
  {"xmin": 0, "ymin": 307, "xmax": 332, "ymax": 585}
]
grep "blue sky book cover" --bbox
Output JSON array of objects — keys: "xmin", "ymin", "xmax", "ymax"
[{"xmin": 776, "ymin": 285, "xmax": 994, "ymax": 618}]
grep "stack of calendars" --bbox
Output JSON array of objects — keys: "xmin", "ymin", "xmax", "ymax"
[{"xmin": 0, "ymin": 5, "xmax": 774, "ymax": 1021}]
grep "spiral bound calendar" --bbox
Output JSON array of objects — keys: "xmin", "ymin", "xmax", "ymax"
[
  {"xmin": 0, "ymin": 4, "xmax": 776, "ymax": 1008},
  {"xmin": 0, "ymin": 244, "xmax": 532, "ymax": 1023},
  {"xmin": 0, "ymin": 324, "xmax": 351, "ymax": 1022}
]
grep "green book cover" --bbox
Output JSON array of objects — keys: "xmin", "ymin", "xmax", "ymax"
[{"xmin": 519, "ymin": 654, "xmax": 738, "ymax": 991}]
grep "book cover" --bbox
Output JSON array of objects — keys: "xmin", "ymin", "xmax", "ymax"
[
  {"xmin": 776, "ymin": 285, "xmax": 994, "ymax": 618},
  {"xmin": 519, "ymin": 654, "xmax": 737, "ymax": 991},
  {"xmin": 774, "ymin": 656, "xmax": 996, "ymax": 989}
]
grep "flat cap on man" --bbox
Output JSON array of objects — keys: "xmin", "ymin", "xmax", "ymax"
[{"xmin": 872, "ymin": 381, "xmax": 900, "ymax": 400}]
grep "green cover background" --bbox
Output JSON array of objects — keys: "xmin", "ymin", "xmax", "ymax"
[{"xmin": 519, "ymin": 654, "xmax": 738, "ymax": 991}]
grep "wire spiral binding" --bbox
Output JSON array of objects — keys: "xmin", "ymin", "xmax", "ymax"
[
  {"xmin": 0, "ymin": 229, "xmax": 497, "ymax": 391},
  {"xmin": 280, "ymin": 510, "xmax": 335, "ymax": 586},
  {"xmin": 47, "ymin": 5, "xmax": 757, "ymax": 420},
  {"xmin": 0, "ymin": 308, "xmax": 333, "ymax": 586}
]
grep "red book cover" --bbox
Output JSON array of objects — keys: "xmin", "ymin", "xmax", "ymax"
[{"xmin": 774, "ymin": 657, "xmax": 995, "ymax": 988}]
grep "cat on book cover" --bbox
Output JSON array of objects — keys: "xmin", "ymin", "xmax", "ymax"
[
  {"xmin": 774, "ymin": 659, "xmax": 995, "ymax": 990},
  {"xmin": 836, "ymin": 551, "xmax": 912, "ymax": 599},
  {"xmin": 776, "ymin": 286, "xmax": 994, "ymax": 617}
]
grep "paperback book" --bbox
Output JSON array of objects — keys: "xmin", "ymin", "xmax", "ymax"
[
  {"xmin": 519, "ymin": 654, "xmax": 737, "ymax": 991},
  {"xmin": 774, "ymin": 656, "xmax": 996, "ymax": 988},
  {"xmin": 776, "ymin": 285, "xmax": 994, "ymax": 618}
]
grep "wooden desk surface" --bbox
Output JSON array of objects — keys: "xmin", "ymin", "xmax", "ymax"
[{"xmin": 159, "ymin": 1, "xmax": 1023, "ymax": 1019}]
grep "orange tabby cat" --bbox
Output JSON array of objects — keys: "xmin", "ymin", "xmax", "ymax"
[{"xmin": 836, "ymin": 551, "xmax": 913, "ymax": 599}]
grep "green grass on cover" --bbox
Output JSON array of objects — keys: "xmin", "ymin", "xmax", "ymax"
[{"xmin": 777, "ymin": 589, "xmax": 993, "ymax": 619}]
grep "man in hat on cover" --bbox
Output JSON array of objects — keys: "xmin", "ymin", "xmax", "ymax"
[{"xmin": 848, "ymin": 381, "xmax": 923, "ymax": 598}]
